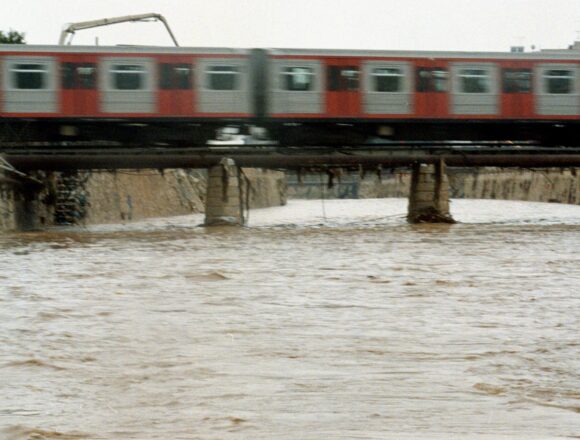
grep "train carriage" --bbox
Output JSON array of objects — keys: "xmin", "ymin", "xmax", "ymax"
[
  {"xmin": 0, "ymin": 45, "xmax": 254, "ymax": 144},
  {"xmin": 261, "ymin": 48, "xmax": 580, "ymax": 144},
  {"xmin": 1, "ymin": 44, "xmax": 580, "ymax": 146}
]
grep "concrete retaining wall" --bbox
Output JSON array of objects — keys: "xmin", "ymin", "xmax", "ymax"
[
  {"xmin": 83, "ymin": 168, "xmax": 287, "ymax": 225},
  {"xmin": 83, "ymin": 169, "xmax": 208, "ymax": 224},
  {"xmin": 288, "ymin": 168, "xmax": 580, "ymax": 205},
  {"xmin": 448, "ymin": 168, "xmax": 579, "ymax": 204},
  {"xmin": 0, "ymin": 188, "xmax": 16, "ymax": 231},
  {"xmin": 0, "ymin": 168, "xmax": 287, "ymax": 232},
  {"xmin": 2, "ymin": 166, "xmax": 577, "ymax": 233}
]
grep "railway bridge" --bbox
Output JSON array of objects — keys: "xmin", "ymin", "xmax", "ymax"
[{"xmin": 1, "ymin": 141, "xmax": 580, "ymax": 229}]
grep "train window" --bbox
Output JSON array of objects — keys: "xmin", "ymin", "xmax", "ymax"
[
  {"xmin": 503, "ymin": 69, "xmax": 532, "ymax": 93},
  {"xmin": 372, "ymin": 68, "xmax": 403, "ymax": 92},
  {"xmin": 111, "ymin": 65, "xmax": 146, "ymax": 90},
  {"xmin": 459, "ymin": 69, "xmax": 490, "ymax": 93},
  {"xmin": 282, "ymin": 67, "xmax": 314, "ymax": 91},
  {"xmin": 432, "ymin": 70, "xmax": 448, "ymax": 92},
  {"xmin": 545, "ymin": 70, "xmax": 574, "ymax": 94},
  {"xmin": 416, "ymin": 68, "xmax": 448, "ymax": 92},
  {"xmin": 160, "ymin": 63, "xmax": 193, "ymax": 90},
  {"xmin": 327, "ymin": 66, "xmax": 359, "ymax": 91},
  {"xmin": 62, "ymin": 63, "xmax": 97, "ymax": 89},
  {"xmin": 206, "ymin": 66, "xmax": 239, "ymax": 91},
  {"xmin": 12, "ymin": 63, "xmax": 47, "ymax": 90}
]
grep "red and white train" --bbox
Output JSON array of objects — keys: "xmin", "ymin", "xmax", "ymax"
[{"xmin": 1, "ymin": 44, "xmax": 580, "ymax": 145}]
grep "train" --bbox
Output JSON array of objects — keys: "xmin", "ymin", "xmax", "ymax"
[{"xmin": 1, "ymin": 43, "xmax": 580, "ymax": 145}]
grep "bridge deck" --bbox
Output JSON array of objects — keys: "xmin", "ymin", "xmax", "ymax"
[{"xmin": 1, "ymin": 143, "xmax": 580, "ymax": 171}]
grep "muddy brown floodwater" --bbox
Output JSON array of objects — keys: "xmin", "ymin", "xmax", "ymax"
[{"xmin": 1, "ymin": 199, "xmax": 579, "ymax": 440}]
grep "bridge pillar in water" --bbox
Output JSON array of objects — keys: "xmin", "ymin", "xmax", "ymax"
[
  {"xmin": 407, "ymin": 160, "xmax": 455, "ymax": 224},
  {"xmin": 205, "ymin": 158, "xmax": 246, "ymax": 226}
]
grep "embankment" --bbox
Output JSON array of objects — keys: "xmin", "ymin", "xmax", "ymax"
[
  {"xmin": 288, "ymin": 168, "xmax": 580, "ymax": 205},
  {"xmin": 447, "ymin": 168, "xmax": 578, "ymax": 204},
  {"xmin": 0, "ymin": 168, "xmax": 287, "ymax": 231}
]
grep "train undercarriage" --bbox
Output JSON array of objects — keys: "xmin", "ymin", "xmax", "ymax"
[{"xmin": 1, "ymin": 117, "xmax": 579, "ymax": 147}]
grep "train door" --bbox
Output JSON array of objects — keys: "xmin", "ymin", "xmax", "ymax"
[
  {"xmin": 61, "ymin": 57, "xmax": 99, "ymax": 116},
  {"xmin": 501, "ymin": 65, "xmax": 534, "ymax": 118},
  {"xmin": 414, "ymin": 62, "xmax": 449, "ymax": 117},
  {"xmin": 158, "ymin": 59, "xmax": 195, "ymax": 115},
  {"xmin": 326, "ymin": 59, "xmax": 361, "ymax": 117}
]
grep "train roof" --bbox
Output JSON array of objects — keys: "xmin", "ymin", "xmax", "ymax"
[
  {"xmin": 0, "ymin": 45, "xmax": 250, "ymax": 55},
  {"xmin": 1, "ymin": 44, "xmax": 580, "ymax": 61},
  {"xmin": 269, "ymin": 48, "xmax": 580, "ymax": 60}
]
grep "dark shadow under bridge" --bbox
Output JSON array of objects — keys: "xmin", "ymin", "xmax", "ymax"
[{"xmin": 2, "ymin": 141, "xmax": 580, "ymax": 171}]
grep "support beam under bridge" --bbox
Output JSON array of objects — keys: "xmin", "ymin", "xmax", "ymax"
[{"xmin": 2, "ymin": 145, "xmax": 580, "ymax": 171}]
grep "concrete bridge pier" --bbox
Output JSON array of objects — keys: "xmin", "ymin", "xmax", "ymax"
[
  {"xmin": 204, "ymin": 157, "xmax": 246, "ymax": 226},
  {"xmin": 407, "ymin": 160, "xmax": 455, "ymax": 224}
]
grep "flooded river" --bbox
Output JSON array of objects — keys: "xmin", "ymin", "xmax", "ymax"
[{"xmin": 1, "ymin": 199, "xmax": 579, "ymax": 439}]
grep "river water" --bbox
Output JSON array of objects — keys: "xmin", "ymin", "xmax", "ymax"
[{"xmin": 0, "ymin": 199, "xmax": 579, "ymax": 440}]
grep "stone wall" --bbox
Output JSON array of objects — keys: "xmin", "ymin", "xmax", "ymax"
[
  {"xmin": 448, "ymin": 168, "xmax": 579, "ymax": 204},
  {"xmin": 0, "ymin": 170, "xmax": 54, "ymax": 231},
  {"xmin": 286, "ymin": 171, "xmax": 409, "ymax": 199},
  {"xmin": 0, "ymin": 168, "xmax": 287, "ymax": 232},
  {"xmin": 3, "ymin": 165, "xmax": 578, "ymax": 233},
  {"xmin": 288, "ymin": 168, "xmax": 580, "ymax": 205},
  {"xmin": 0, "ymin": 186, "xmax": 16, "ymax": 231},
  {"xmin": 83, "ymin": 169, "xmax": 208, "ymax": 224},
  {"xmin": 82, "ymin": 168, "xmax": 287, "ymax": 225},
  {"xmin": 243, "ymin": 168, "xmax": 288, "ymax": 209}
]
